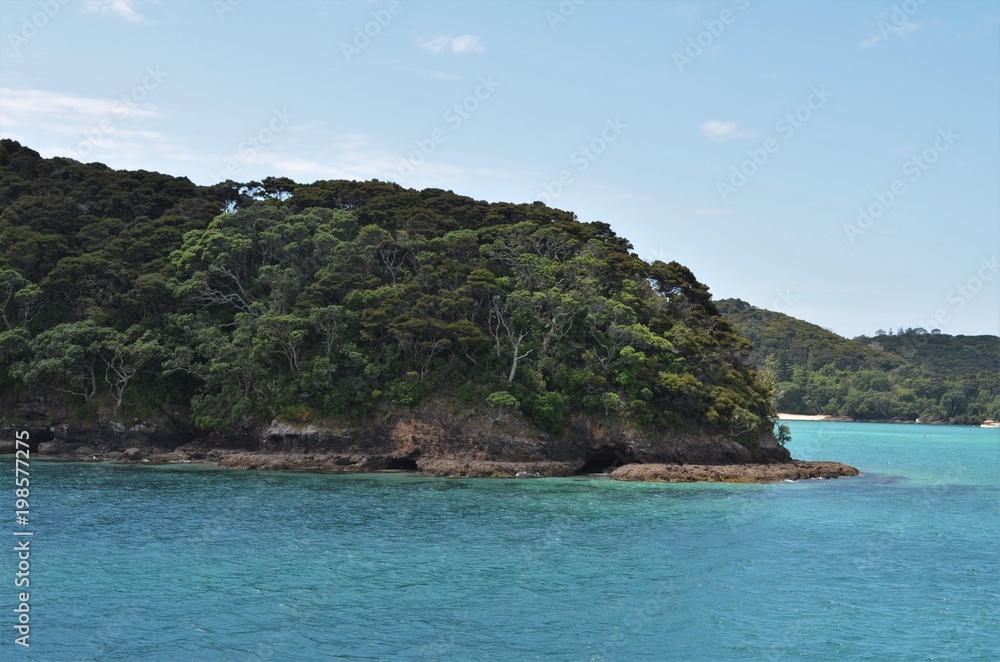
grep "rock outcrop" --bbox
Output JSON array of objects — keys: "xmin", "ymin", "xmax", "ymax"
[
  {"xmin": 3, "ymin": 400, "xmax": 861, "ymax": 482},
  {"xmin": 610, "ymin": 461, "xmax": 861, "ymax": 483}
]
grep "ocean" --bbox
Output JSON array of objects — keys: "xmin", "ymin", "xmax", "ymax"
[{"xmin": 4, "ymin": 421, "xmax": 998, "ymax": 660}]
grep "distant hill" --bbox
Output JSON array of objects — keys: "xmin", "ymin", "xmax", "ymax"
[
  {"xmin": 717, "ymin": 299, "xmax": 1000, "ymax": 424},
  {"xmin": 716, "ymin": 299, "xmax": 901, "ymax": 373},
  {"xmin": 856, "ymin": 332, "xmax": 1000, "ymax": 384}
]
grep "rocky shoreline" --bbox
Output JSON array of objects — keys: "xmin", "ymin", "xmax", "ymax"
[
  {"xmin": 609, "ymin": 460, "xmax": 860, "ymax": 483},
  {"xmin": 2, "ymin": 443, "xmax": 863, "ymax": 482},
  {"xmin": 3, "ymin": 437, "xmax": 863, "ymax": 484},
  {"xmin": 1, "ymin": 401, "xmax": 861, "ymax": 484}
]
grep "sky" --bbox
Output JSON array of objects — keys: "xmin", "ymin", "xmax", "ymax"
[{"xmin": 1, "ymin": 0, "xmax": 998, "ymax": 339}]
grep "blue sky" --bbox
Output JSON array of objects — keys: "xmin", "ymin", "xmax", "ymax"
[{"xmin": 1, "ymin": 0, "xmax": 998, "ymax": 338}]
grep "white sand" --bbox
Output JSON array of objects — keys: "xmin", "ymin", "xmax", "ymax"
[{"xmin": 777, "ymin": 413, "xmax": 830, "ymax": 421}]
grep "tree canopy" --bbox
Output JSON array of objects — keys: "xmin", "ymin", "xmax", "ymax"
[{"xmin": 0, "ymin": 139, "xmax": 778, "ymax": 444}]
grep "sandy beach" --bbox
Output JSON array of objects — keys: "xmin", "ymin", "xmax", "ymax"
[{"xmin": 777, "ymin": 413, "xmax": 830, "ymax": 421}]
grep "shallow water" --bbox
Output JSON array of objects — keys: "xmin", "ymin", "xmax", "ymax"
[{"xmin": 3, "ymin": 421, "xmax": 998, "ymax": 660}]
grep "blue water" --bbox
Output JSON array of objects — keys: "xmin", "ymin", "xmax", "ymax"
[{"xmin": 3, "ymin": 422, "xmax": 998, "ymax": 660}]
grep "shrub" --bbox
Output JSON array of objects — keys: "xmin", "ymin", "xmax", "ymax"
[{"xmin": 524, "ymin": 391, "xmax": 565, "ymax": 435}]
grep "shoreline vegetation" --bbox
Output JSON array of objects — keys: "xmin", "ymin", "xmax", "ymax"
[{"xmin": 0, "ymin": 142, "xmax": 866, "ymax": 482}]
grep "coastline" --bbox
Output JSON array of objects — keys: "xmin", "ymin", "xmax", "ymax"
[
  {"xmin": 777, "ymin": 413, "xmax": 984, "ymax": 426},
  {"xmin": 7, "ymin": 446, "xmax": 862, "ymax": 483},
  {"xmin": 2, "ymin": 408, "xmax": 861, "ymax": 484},
  {"xmin": 777, "ymin": 413, "xmax": 833, "ymax": 421}
]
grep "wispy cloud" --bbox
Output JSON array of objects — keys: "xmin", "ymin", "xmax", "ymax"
[
  {"xmin": 0, "ymin": 87, "xmax": 177, "ymax": 163},
  {"xmin": 0, "ymin": 87, "xmax": 161, "ymax": 132},
  {"xmin": 416, "ymin": 34, "xmax": 485, "ymax": 54},
  {"xmin": 860, "ymin": 21, "xmax": 921, "ymax": 48},
  {"xmin": 693, "ymin": 208, "xmax": 732, "ymax": 216},
  {"xmin": 397, "ymin": 65, "xmax": 462, "ymax": 81},
  {"xmin": 700, "ymin": 120, "xmax": 756, "ymax": 141},
  {"xmin": 451, "ymin": 35, "xmax": 485, "ymax": 53},
  {"xmin": 84, "ymin": 0, "xmax": 156, "ymax": 22}
]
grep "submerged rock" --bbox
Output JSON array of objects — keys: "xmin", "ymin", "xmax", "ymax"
[
  {"xmin": 416, "ymin": 459, "xmax": 580, "ymax": 478},
  {"xmin": 610, "ymin": 461, "xmax": 861, "ymax": 483}
]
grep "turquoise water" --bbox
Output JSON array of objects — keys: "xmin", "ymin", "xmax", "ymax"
[{"xmin": 3, "ymin": 422, "xmax": 998, "ymax": 660}]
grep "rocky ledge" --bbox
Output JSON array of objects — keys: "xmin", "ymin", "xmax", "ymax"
[
  {"xmin": 610, "ymin": 461, "xmax": 861, "ymax": 483},
  {"xmin": 2, "ymin": 401, "xmax": 861, "ymax": 483}
]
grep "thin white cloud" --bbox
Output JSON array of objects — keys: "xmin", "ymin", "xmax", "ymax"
[
  {"xmin": 0, "ymin": 87, "xmax": 177, "ymax": 163},
  {"xmin": 417, "ymin": 36, "xmax": 449, "ymax": 53},
  {"xmin": 693, "ymin": 208, "xmax": 732, "ymax": 216},
  {"xmin": 84, "ymin": 0, "xmax": 155, "ymax": 22},
  {"xmin": 416, "ymin": 34, "xmax": 485, "ymax": 54},
  {"xmin": 860, "ymin": 21, "xmax": 921, "ymax": 48},
  {"xmin": 473, "ymin": 167, "xmax": 543, "ymax": 179},
  {"xmin": 859, "ymin": 34, "xmax": 882, "ymax": 48},
  {"xmin": 450, "ymin": 35, "xmax": 484, "ymax": 54},
  {"xmin": 397, "ymin": 65, "xmax": 462, "ymax": 81},
  {"xmin": 330, "ymin": 133, "xmax": 372, "ymax": 151},
  {"xmin": 0, "ymin": 87, "xmax": 161, "ymax": 131},
  {"xmin": 261, "ymin": 152, "xmax": 458, "ymax": 183},
  {"xmin": 234, "ymin": 137, "xmax": 543, "ymax": 189},
  {"xmin": 700, "ymin": 120, "xmax": 755, "ymax": 141}
]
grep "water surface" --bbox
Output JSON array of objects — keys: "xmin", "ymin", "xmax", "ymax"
[{"xmin": 3, "ymin": 421, "xmax": 997, "ymax": 660}]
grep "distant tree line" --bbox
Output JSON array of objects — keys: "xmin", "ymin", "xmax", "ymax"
[{"xmin": 719, "ymin": 299, "xmax": 1000, "ymax": 424}]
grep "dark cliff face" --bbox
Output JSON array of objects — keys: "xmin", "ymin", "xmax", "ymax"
[{"xmin": 4, "ymin": 403, "xmax": 789, "ymax": 472}]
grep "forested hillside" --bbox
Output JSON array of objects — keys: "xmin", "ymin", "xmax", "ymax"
[
  {"xmin": 718, "ymin": 299, "xmax": 1000, "ymax": 424},
  {"xmin": 859, "ymin": 332, "xmax": 999, "ymax": 384},
  {"xmin": 0, "ymin": 140, "xmax": 778, "ymax": 446}
]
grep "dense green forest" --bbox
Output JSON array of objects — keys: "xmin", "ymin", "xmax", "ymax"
[
  {"xmin": 0, "ymin": 140, "xmax": 778, "ymax": 444},
  {"xmin": 718, "ymin": 299, "xmax": 1000, "ymax": 424}
]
